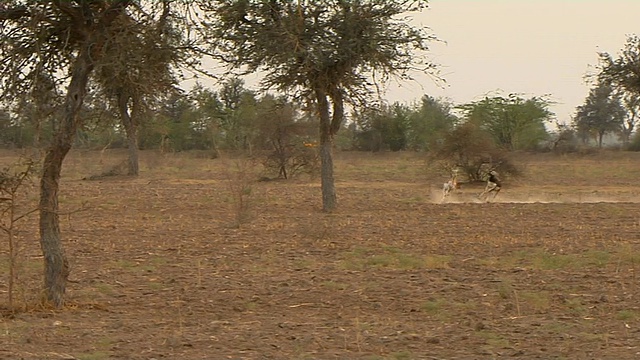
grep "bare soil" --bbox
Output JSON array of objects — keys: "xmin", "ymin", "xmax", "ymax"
[{"xmin": 1, "ymin": 150, "xmax": 640, "ymax": 359}]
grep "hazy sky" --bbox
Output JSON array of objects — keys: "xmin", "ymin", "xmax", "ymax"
[{"xmin": 385, "ymin": 0, "xmax": 640, "ymax": 124}]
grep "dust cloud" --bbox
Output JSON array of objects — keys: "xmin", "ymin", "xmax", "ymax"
[{"xmin": 433, "ymin": 188, "xmax": 640, "ymax": 204}]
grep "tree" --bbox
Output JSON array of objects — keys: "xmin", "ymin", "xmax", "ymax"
[
  {"xmin": 0, "ymin": 1, "xmax": 206, "ymax": 308},
  {"xmin": 597, "ymin": 35, "xmax": 640, "ymax": 146},
  {"xmin": 216, "ymin": 78, "xmax": 259, "ymax": 153},
  {"xmin": 188, "ymin": 83, "xmax": 225, "ymax": 157},
  {"xmin": 13, "ymin": 72, "xmax": 61, "ymax": 148},
  {"xmin": 1, "ymin": 1, "xmax": 136, "ymax": 308},
  {"xmin": 406, "ymin": 95, "xmax": 458, "ymax": 151},
  {"xmin": 548, "ymin": 120, "xmax": 579, "ymax": 153},
  {"xmin": 255, "ymin": 94, "xmax": 318, "ymax": 179},
  {"xmin": 459, "ymin": 94, "xmax": 552, "ymax": 151},
  {"xmin": 147, "ymin": 89, "xmax": 214, "ymax": 152},
  {"xmin": 205, "ymin": 0, "xmax": 438, "ymax": 211},
  {"xmin": 95, "ymin": 2, "xmax": 181, "ymax": 175},
  {"xmin": 574, "ymin": 81, "xmax": 625, "ymax": 148}
]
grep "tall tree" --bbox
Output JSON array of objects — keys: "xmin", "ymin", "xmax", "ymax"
[
  {"xmin": 0, "ymin": 1, "xmax": 206, "ymax": 307},
  {"xmin": 574, "ymin": 81, "xmax": 625, "ymax": 148},
  {"xmin": 95, "ymin": 2, "xmax": 180, "ymax": 176},
  {"xmin": 204, "ymin": 0, "xmax": 438, "ymax": 211},
  {"xmin": 459, "ymin": 94, "xmax": 553, "ymax": 151},
  {"xmin": 1, "ymin": 1, "xmax": 135, "ymax": 308}
]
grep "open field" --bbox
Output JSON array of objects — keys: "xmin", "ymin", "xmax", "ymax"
[{"xmin": 1, "ymin": 149, "xmax": 640, "ymax": 359}]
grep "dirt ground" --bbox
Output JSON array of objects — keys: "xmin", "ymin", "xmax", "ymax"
[{"xmin": 1, "ymin": 150, "xmax": 640, "ymax": 360}]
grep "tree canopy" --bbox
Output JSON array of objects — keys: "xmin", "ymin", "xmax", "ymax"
[{"xmin": 458, "ymin": 94, "xmax": 553, "ymax": 151}]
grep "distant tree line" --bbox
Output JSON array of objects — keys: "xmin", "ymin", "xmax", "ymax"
[
  {"xmin": 4, "ymin": 70, "xmax": 640, "ymax": 157},
  {"xmin": 3, "ymin": 36, "xmax": 640, "ymax": 158},
  {"xmin": 0, "ymin": 85, "xmax": 556, "ymax": 152}
]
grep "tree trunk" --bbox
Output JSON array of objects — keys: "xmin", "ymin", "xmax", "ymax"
[
  {"xmin": 598, "ymin": 131, "xmax": 604, "ymax": 148},
  {"xmin": 315, "ymin": 88, "xmax": 337, "ymax": 212},
  {"xmin": 118, "ymin": 93, "xmax": 139, "ymax": 176},
  {"xmin": 39, "ymin": 45, "xmax": 94, "ymax": 308}
]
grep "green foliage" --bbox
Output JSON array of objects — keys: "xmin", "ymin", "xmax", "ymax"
[
  {"xmin": 215, "ymin": 78, "xmax": 259, "ymax": 152},
  {"xmin": 352, "ymin": 103, "xmax": 409, "ymax": 152},
  {"xmin": 0, "ymin": 110, "xmax": 34, "ymax": 148},
  {"xmin": 406, "ymin": 95, "xmax": 458, "ymax": 151},
  {"xmin": 138, "ymin": 92, "xmax": 203, "ymax": 151},
  {"xmin": 598, "ymin": 35, "xmax": 640, "ymax": 97},
  {"xmin": 458, "ymin": 93, "xmax": 553, "ymax": 151},
  {"xmin": 351, "ymin": 97, "xmax": 458, "ymax": 152}
]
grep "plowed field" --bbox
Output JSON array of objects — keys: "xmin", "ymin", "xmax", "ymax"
[{"xmin": 2, "ymin": 150, "xmax": 640, "ymax": 359}]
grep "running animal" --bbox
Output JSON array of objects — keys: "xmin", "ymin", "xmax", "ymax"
[
  {"xmin": 478, "ymin": 170, "xmax": 502, "ymax": 202},
  {"xmin": 441, "ymin": 173, "xmax": 459, "ymax": 202}
]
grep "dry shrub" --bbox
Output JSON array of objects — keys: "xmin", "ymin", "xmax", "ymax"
[
  {"xmin": 223, "ymin": 156, "xmax": 261, "ymax": 228},
  {"xmin": 0, "ymin": 157, "xmax": 38, "ymax": 312},
  {"xmin": 429, "ymin": 122, "xmax": 521, "ymax": 182},
  {"xmin": 262, "ymin": 143, "xmax": 320, "ymax": 180}
]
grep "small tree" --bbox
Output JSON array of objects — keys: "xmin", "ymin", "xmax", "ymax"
[
  {"xmin": 256, "ymin": 95, "xmax": 318, "ymax": 179},
  {"xmin": 216, "ymin": 78, "xmax": 259, "ymax": 153},
  {"xmin": 91, "ymin": 1, "xmax": 195, "ymax": 175},
  {"xmin": 188, "ymin": 83, "xmax": 225, "ymax": 157},
  {"xmin": 619, "ymin": 94, "xmax": 639, "ymax": 146},
  {"xmin": 548, "ymin": 120, "xmax": 579, "ymax": 153}
]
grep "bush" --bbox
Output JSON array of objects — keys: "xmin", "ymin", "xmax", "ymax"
[
  {"xmin": 262, "ymin": 142, "xmax": 319, "ymax": 179},
  {"xmin": 428, "ymin": 122, "xmax": 521, "ymax": 182}
]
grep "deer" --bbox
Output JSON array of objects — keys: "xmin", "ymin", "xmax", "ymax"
[
  {"xmin": 478, "ymin": 170, "xmax": 502, "ymax": 202},
  {"xmin": 441, "ymin": 170, "xmax": 460, "ymax": 202}
]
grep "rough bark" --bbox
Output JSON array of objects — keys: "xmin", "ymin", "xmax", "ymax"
[
  {"xmin": 39, "ymin": 46, "xmax": 94, "ymax": 307},
  {"xmin": 118, "ymin": 93, "xmax": 139, "ymax": 176},
  {"xmin": 315, "ymin": 87, "xmax": 337, "ymax": 212}
]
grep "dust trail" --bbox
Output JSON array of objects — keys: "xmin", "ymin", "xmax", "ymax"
[{"xmin": 431, "ymin": 189, "xmax": 640, "ymax": 204}]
